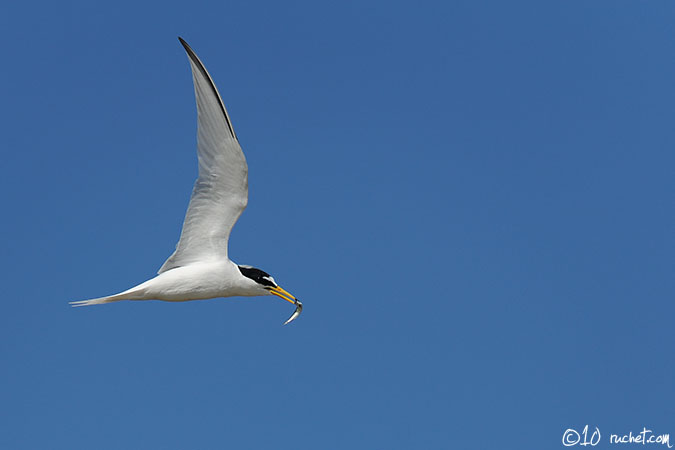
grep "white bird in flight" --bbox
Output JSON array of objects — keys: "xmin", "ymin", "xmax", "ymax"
[{"xmin": 71, "ymin": 37, "xmax": 302, "ymax": 325}]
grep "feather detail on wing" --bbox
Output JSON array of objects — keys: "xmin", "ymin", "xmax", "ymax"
[{"xmin": 158, "ymin": 38, "xmax": 248, "ymax": 274}]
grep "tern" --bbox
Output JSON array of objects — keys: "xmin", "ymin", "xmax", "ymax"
[{"xmin": 71, "ymin": 37, "xmax": 302, "ymax": 325}]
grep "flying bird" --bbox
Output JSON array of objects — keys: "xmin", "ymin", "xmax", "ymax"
[{"xmin": 71, "ymin": 37, "xmax": 302, "ymax": 325}]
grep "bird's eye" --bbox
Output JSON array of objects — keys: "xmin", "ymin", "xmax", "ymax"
[{"xmin": 262, "ymin": 276, "xmax": 277, "ymax": 287}]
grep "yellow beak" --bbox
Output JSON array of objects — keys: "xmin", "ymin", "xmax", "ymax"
[
  {"xmin": 269, "ymin": 285, "xmax": 303, "ymax": 325},
  {"xmin": 269, "ymin": 285, "xmax": 297, "ymax": 304}
]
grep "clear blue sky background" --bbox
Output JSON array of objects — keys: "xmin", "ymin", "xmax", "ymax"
[{"xmin": 1, "ymin": 1, "xmax": 673, "ymax": 448}]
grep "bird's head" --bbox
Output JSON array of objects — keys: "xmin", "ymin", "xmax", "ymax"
[{"xmin": 237, "ymin": 265, "xmax": 302, "ymax": 324}]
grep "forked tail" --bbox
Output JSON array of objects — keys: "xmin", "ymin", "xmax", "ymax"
[{"xmin": 69, "ymin": 291, "xmax": 133, "ymax": 307}]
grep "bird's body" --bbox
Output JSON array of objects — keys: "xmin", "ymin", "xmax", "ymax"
[
  {"xmin": 72, "ymin": 38, "xmax": 302, "ymax": 324},
  {"xmin": 78, "ymin": 261, "xmax": 266, "ymax": 304}
]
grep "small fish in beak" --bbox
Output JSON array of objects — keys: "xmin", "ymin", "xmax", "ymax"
[{"xmin": 284, "ymin": 300, "xmax": 303, "ymax": 325}]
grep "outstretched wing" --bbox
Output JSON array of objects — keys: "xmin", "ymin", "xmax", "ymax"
[{"xmin": 158, "ymin": 38, "xmax": 248, "ymax": 274}]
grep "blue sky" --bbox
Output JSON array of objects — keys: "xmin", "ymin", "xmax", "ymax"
[{"xmin": 1, "ymin": 1, "xmax": 673, "ymax": 448}]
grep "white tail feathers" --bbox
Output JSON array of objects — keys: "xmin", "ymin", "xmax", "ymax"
[
  {"xmin": 69, "ymin": 290, "xmax": 138, "ymax": 307},
  {"xmin": 70, "ymin": 285, "xmax": 146, "ymax": 307},
  {"xmin": 69, "ymin": 296, "xmax": 122, "ymax": 307}
]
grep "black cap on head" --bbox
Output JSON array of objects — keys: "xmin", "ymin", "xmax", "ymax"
[{"xmin": 238, "ymin": 265, "xmax": 277, "ymax": 288}]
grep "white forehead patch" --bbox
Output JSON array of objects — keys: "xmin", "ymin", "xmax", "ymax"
[{"xmin": 263, "ymin": 276, "xmax": 276, "ymax": 286}]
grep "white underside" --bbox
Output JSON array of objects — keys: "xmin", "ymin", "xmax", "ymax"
[{"xmin": 71, "ymin": 260, "xmax": 270, "ymax": 306}]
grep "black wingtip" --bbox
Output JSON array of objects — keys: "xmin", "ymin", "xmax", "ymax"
[
  {"xmin": 177, "ymin": 38, "xmax": 201, "ymax": 70},
  {"xmin": 178, "ymin": 37, "xmax": 190, "ymax": 51},
  {"xmin": 176, "ymin": 36, "xmax": 238, "ymax": 141}
]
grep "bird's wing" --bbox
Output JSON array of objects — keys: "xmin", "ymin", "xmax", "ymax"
[{"xmin": 158, "ymin": 38, "xmax": 248, "ymax": 274}]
